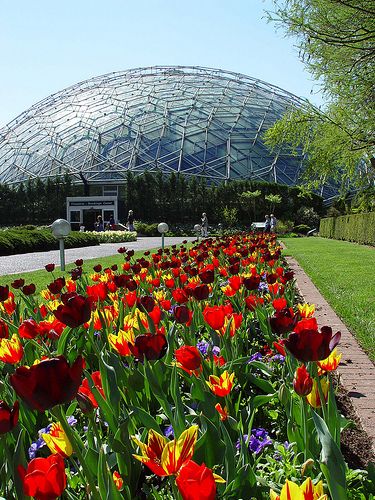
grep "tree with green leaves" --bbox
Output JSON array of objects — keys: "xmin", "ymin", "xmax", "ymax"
[
  {"xmin": 264, "ymin": 0, "xmax": 375, "ymax": 189},
  {"xmin": 239, "ymin": 190, "xmax": 262, "ymax": 222}
]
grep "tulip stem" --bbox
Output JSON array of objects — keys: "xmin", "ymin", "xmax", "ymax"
[
  {"xmin": 52, "ymin": 406, "xmax": 100, "ymax": 500},
  {"xmin": 301, "ymin": 396, "xmax": 309, "ymax": 461}
]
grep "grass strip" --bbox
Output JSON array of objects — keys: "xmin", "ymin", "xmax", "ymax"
[{"xmin": 282, "ymin": 237, "xmax": 375, "ymax": 361}]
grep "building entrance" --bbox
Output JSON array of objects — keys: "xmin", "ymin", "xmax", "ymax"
[{"xmin": 66, "ymin": 196, "xmax": 118, "ymax": 231}]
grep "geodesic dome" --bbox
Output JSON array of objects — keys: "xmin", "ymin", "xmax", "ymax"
[{"xmin": 0, "ymin": 66, "xmax": 308, "ymax": 187}]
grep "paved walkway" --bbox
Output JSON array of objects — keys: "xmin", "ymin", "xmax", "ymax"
[
  {"xmin": 286, "ymin": 256, "xmax": 375, "ymax": 454},
  {"xmin": 0, "ymin": 236, "xmax": 196, "ymax": 276}
]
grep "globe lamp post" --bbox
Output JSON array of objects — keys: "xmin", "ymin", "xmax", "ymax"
[
  {"xmin": 50, "ymin": 219, "xmax": 71, "ymax": 271},
  {"xmin": 158, "ymin": 222, "xmax": 169, "ymax": 251}
]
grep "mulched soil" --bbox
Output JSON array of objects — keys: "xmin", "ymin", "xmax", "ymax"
[{"xmin": 335, "ymin": 379, "xmax": 375, "ymax": 468}]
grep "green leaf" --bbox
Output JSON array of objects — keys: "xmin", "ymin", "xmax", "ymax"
[
  {"xmin": 57, "ymin": 325, "xmax": 72, "ymax": 355},
  {"xmin": 312, "ymin": 410, "xmax": 347, "ymax": 500},
  {"xmin": 13, "ymin": 428, "xmax": 27, "ymax": 500}
]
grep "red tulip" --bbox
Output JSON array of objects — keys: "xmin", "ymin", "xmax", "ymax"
[
  {"xmin": 18, "ymin": 318, "xmax": 40, "ymax": 339},
  {"xmin": 175, "ymin": 346, "xmax": 202, "ymax": 374},
  {"xmin": 293, "ymin": 365, "xmax": 313, "ymax": 396},
  {"xmin": 10, "ymin": 355, "xmax": 84, "ymax": 411},
  {"xmin": 203, "ymin": 305, "xmax": 226, "ymax": 331},
  {"xmin": 77, "ymin": 371, "xmax": 105, "ymax": 410},
  {"xmin": 285, "ymin": 326, "xmax": 341, "ymax": 362},
  {"xmin": 53, "ymin": 293, "xmax": 92, "ymax": 328},
  {"xmin": 45, "ymin": 263, "xmax": 55, "ymax": 272},
  {"xmin": 18, "ymin": 454, "xmax": 67, "ymax": 500},
  {"xmin": 0, "ymin": 400, "xmax": 19, "ymax": 434},
  {"xmin": 176, "ymin": 460, "xmax": 217, "ymax": 500},
  {"xmin": 172, "ymin": 288, "xmax": 189, "ymax": 304},
  {"xmin": 86, "ymin": 283, "xmax": 108, "ymax": 302}
]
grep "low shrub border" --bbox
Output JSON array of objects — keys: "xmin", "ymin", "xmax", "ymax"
[{"xmin": 0, "ymin": 227, "xmax": 100, "ymax": 256}]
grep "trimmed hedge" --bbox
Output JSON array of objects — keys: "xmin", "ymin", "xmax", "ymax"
[
  {"xmin": 319, "ymin": 212, "xmax": 375, "ymax": 245},
  {"xmin": 0, "ymin": 228, "xmax": 100, "ymax": 256}
]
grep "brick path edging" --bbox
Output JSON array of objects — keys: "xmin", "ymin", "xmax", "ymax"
[{"xmin": 286, "ymin": 256, "xmax": 375, "ymax": 454}]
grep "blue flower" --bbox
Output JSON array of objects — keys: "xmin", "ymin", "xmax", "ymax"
[
  {"xmin": 247, "ymin": 352, "xmax": 263, "ymax": 363},
  {"xmin": 197, "ymin": 340, "xmax": 209, "ymax": 356},
  {"xmin": 164, "ymin": 425, "xmax": 174, "ymax": 439},
  {"xmin": 236, "ymin": 428, "xmax": 272, "ymax": 455},
  {"xmin": 271, "ymin": 354, "xmax": 285, "ymax": 364},
  {"xmin": 212, "ymin": 345, "xmax": 221, "ymax": 356}
]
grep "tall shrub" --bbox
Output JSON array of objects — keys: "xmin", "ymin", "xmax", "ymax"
[{"xmin": 320, "ymin": 213, "xmax": 375, "ymax": 246}]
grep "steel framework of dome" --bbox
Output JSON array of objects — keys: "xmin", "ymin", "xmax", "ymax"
[{"xmin": 0, "ymin": 66, "xmax": 309, "ymax": 188}]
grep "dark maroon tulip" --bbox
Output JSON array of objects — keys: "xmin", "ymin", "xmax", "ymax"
[
  {"xmin": 199, "ymin": 269, "xmax": 214, "ymax": 284},
  {"xmin": 243, "ymin": 275, "xmax": 261, "ymax": 290},
  {"xmin": 10, "ymin": 356, "xmax": 84, "ymax": 411},
  {"xmin": 45, "ymin": 263, "xmax": 55, "ymax": 272},
  {"xmin": 285, "ymin": 326, "xmax": 341, "ymax": 362},
  {"xmin": 0, "ymin": 319, "xmax": 9, "ymax": 339},
  {"xmin": 126, "ymin": 279, "xmax": 138, "ymax": 291},
  {"xmin": 0, "ymin": 400, "xmax": 19, "ymax": 434},
  {"xmin": 174, "ymin": 305, "xmax": 190, "ymax": 324},
  {"xmin": 269, "ymin": 308, "xmax": 296, "ymax": 336},
  {"xmin": 11, "ymin": 279, "xmax": 25, "ymax": 289},
  {"xmin": 127, "ymin": 250, "xmax": 134, "ymax": 257},
  {"xmin": 93, "ymin": 264, "xmax": 102, "ymax": 272},
  {"xmin": 22, "ymin": 284, "xmax": 36, "ymax": 296},
  {"xmin": 228, "ymin": 263, "xmax": 240, "ymax": 275},
  {"xmin": 114, "ymin": 274, "xmax": 128, "ymax": 287},
  {"xmin": 266, "ymin": 273, "xmax": 278, "ymax": 285},
  {"xmin": 111, "ymin": 264, "xmax": 118, "ymax": 271},
  {"xmin": 117, "ymin": 247, "xmax": 127, "ymax": 254},
  {"xmin": 138, "ymin": 295, "xmax": 155, "ymax": 313},
  {"xmin": 191, "ymin": 284, "xmax": 210, "ymax": 301},
  {"xmin": 75, "ymin": 259, "xmax": 83, "ymax": 267},
  {"xmin": 0, "ymin": 285, "xmax": 10, "ymax": 302},
  {"xmin": 53, "ymin": 293, "xmax": 92, "ymax": 328},
  {"xmin": 129, "ymin": 334, "xmax": 167, "ymax": 362},
  {"xmin": 70, "ymin": 267, "xmax": 83, "ymax": 281},
  {"xmin": 131, "ymin": 263, "xmax": 141, "ymax": 274},
  {"xmin": 47, "ymin": 277, "xmax": 66, "ymax": 295}
]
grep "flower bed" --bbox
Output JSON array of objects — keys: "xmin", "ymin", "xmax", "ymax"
[{"xmin": 0, "ymin": 234, "xmax": 373, "ymax": 499}]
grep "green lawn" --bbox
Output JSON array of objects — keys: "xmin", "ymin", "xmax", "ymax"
[
  {"xmin": 0, "ymin": 249, "xmax": 153, "ymax": 291},
  {"xmin": 282, "ymin": 237, "xmax": 375, "ymax": 361}
]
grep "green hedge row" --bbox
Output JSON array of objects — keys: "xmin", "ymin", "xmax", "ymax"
[
  {"xmin": 0, "ymin": 228, "xmax": 100, "ymax": 256},
  {"xmin": 319, "ymin": 212, "xmax": 375, "ymax": 245}
]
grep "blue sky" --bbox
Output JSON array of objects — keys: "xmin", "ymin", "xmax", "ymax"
[{"xmin": 0, "ymin": 0, "xmax": 323, "ymax": 127}]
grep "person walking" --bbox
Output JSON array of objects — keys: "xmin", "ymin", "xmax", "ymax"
[
  {"xmin": 127, "ymin": 210, "xmax": 135, "ymax": 232},
  {"xmin": 201, "ymin": 212, "xmax": 208, "ymax": 237},
  {"xmin": 270, "ymin": 214, "xmax": 277, "ymax": 233}
]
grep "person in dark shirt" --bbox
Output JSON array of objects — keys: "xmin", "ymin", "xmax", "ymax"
[{"xmin": 127, "ymin": 210, "xmax": 135, "ymax": 231}]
